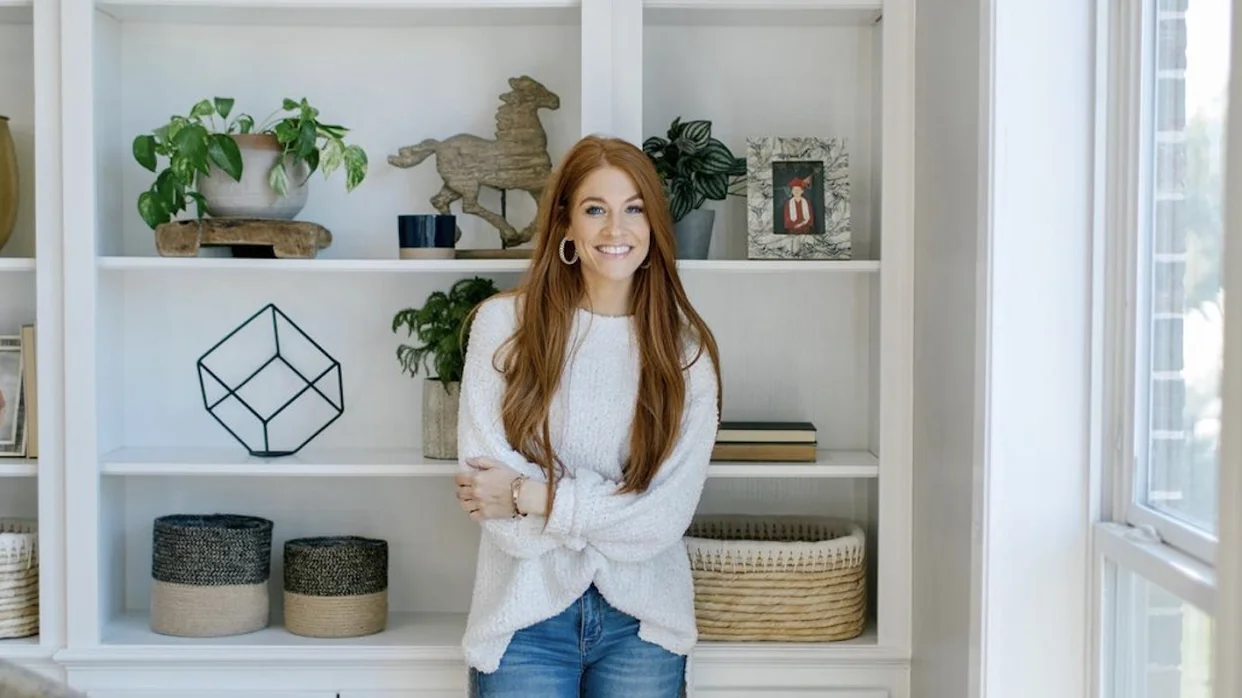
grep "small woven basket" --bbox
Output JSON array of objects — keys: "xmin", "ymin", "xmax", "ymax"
[
  {"xmin": 149, "ymin": 513, "xmax": 273, "ymax": 638},
  {"xmin": 0, "ymin": 519, "xmax": 38, "ymax": 640},
  {"xmin": 684, "ymin": 515, "xmax": 867, "ymax": 642},
  {"xmin": 283, "ymin": 536, "xmax": 388, "ymax": 638}
]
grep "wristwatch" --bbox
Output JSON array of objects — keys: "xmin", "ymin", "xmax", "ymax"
[{"xmin": 510, "ymin": 475, "xmax": 528, "ymax": 518}]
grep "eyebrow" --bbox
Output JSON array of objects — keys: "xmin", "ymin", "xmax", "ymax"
[{"xmin": 579, "ymin": 194, "xmax": 643, "ymax": 205}]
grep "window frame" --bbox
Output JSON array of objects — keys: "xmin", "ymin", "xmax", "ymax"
[
  {"xmin": 1100, "ymin": 0, "xmax": 1220, "ymax": 574},
  {"xmin": 1091, "ymin": 0, "xmax": 1228, "ymax": 695}
]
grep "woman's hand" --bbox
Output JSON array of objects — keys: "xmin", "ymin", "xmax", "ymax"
[{"xmin": 455, "ymin": 457, "xmax": 521, "ymax": 521}]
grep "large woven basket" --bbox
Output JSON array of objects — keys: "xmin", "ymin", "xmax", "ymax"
[
  {"xmin": 283, "ymin": 536, "xmax": 388, "ymax": 638},
  {"xmin": 149, "ymin": 513, "xmax": 273, "ymax": 638},
  {"xmin": 0, "ymin": 519, "xmax": 38, "ymax": 640},
  {"xmin": 684, "ymin": 515, "xmax": 867, "ymax": 642}
]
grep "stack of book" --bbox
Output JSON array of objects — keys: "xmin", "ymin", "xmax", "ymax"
[{"xmin": 711, "ymin": 421, "xmax": 817, "ymax": 462}]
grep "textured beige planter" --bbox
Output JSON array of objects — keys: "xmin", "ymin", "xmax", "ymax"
[
  {"xmin": 422, "ymin": 379, "xmax": 460, "ymax": 460},
  {"xmin": 197, "ymin": 133, "xmax": 309, "ymax": 220},
  {"xmin": 0, "ymin": 116, "xmax": 17, "ymax": 253}
]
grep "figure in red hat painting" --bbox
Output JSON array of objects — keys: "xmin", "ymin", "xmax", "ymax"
[
  {"xmin": 782, "ymin": 175, "xmax": 814, "ymax": 234},
  {"xmin": 771, "ymin": 160, "xmax": 825, "ymax": 236}
]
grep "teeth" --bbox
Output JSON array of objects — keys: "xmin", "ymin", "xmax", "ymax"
[{"xmin": 597, "ymin": 245, "xmax": 632, "ymax": 254}]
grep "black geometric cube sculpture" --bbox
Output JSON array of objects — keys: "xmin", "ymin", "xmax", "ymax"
[{"xmin": 196, "ymin": 304, "xmax": 344, "ymax": 457}]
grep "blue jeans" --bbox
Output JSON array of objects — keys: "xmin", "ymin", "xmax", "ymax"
[{"xmin": 469, "ymin": 585, "xmax": 686, "ymax": 698}]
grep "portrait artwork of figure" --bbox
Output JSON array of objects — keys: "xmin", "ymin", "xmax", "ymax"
[
  {"xmin": 0, "ymin": 344, "xmax": 21, "ymax": 449},
  {"xmin": 771, "ymin": 160, "xmax": 825, "ymax": 236},
  {"xmin": 782, "ymin": 175, "xmax": 814, "ymax": 233}
]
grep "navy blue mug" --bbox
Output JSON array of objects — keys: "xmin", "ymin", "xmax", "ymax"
[{"xmin": 398, "ymin": 214, "xmax": 456, "ymax": 259}]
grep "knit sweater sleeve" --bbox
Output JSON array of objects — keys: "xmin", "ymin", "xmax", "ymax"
[
  {"xmin": 542, "ymin": 346, "xmax": 719, "ymax": 563},
  {"xmin": 456, "ymin": 296, "xmax": 568, "ymax": 560}
]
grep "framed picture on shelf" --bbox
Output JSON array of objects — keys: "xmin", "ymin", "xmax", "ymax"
[
  {"xmin": 0, "ymin": 335, "xmax": 25, "ymax": 458},
  {"xmin": 745, "ymin": 137, "xmax": 851, "ymax": 260}
]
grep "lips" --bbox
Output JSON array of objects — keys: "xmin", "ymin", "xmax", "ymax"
[{"xmin": 595, "ymin": 245, "xmax": 633, "ymax": 258}]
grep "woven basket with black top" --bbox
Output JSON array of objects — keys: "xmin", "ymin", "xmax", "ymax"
[
  {"xmin": 149, "ymin": 513, "xmax": 273, "ymax": 638},
  {"xmin": 283, "ymin": 536, "xmax": 388, "ymax": 638}
]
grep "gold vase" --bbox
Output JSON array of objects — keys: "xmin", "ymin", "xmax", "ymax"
[{"xmin": 0, "ymin": 116, "xmax": 17, "ymax": 253}]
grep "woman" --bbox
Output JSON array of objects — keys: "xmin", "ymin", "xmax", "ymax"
[{"xmin": 453, "ymin": 134, "xmax": 722, "ymax": 698}]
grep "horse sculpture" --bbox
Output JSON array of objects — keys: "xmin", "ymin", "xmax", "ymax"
[{"xmin": 388, "ymin": 75, "xmax": 561, "ymax": 250}]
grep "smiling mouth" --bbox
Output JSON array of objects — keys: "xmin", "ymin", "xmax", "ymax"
[{"xmin": 595, "ymin": 245, "xmax": 633, "ymax": 258}]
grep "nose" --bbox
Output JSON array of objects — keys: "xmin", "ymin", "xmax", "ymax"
[{"xmin": 600, "ymin": 212, "xmax": 623, "ymax": 237}]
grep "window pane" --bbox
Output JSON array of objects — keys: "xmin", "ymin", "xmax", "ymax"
[
  {"xmin": 1109, "ymin": 565, "xmax": 1214, "ymax": 698},
  {"xmin": 1140, "ymin": 0, "xmax": 1230, "ymax": 534}
]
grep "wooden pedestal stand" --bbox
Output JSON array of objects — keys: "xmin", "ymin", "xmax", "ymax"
[{"xmin": 155, "ymin": 219, "xmax": 332, "ymax": 259}]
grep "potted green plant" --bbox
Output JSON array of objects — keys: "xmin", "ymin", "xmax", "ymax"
[
  {"xmin": 642, "ymin": 117, "xmax": 746, "ymax": 259},
  {"xmin": 131, "ymin": 97, "xmax": 368, "ymax": 229},
  {"xmin": 391, "ymin": 276, "xmax": 501, "ymax": 460}
]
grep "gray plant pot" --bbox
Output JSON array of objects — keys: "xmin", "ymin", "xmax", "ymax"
[
  {"xmin": 422, "ymin": 379, "xmax": 460, "ymax": 460},
  {"xmin": 673, "ymin": 209, "xmax": 715, "ymax": 259},
  {"xmin": 196, "ymin": 133, "xmax": 309, "ymax": 220}
]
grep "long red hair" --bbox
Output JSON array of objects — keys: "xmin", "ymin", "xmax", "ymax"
[{"xmin": 485, "ymin": 135, "xmax": 722, "ymax": 507}]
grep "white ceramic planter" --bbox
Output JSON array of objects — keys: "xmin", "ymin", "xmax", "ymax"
[{"xmin": 197, "ymin": 133, "xmax": 309, "ymax": 220}]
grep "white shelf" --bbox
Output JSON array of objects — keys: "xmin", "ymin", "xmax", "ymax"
[
  {"xmin": 96, "ymin": 256, "xmax": 881, "ymax": 274},
  {"xmin": 646, "ymin": 0, "xmax": 879, "ymax": 7},
  {"xmin": 0, "ymin": 459, "xmax": 37, "ymax": 477},
  {"xmin": 0, "ymin": 636, "xmax": 53, "ymax": 661},
  {"xmin": 55, "ymin": 611, "xmax": 887, "ymax": 665},
  {"xmin": 644, "ymin": 0, "xmax": 882, "ymax": 26},
  {"xmin": 0, "ymin": 0, "xmax": 31, "ymax": 26},
  {"xmin": 693, "ymin": 625, "xmax": 894, "ymax": 664},
  {"xmin": 94, "ymin": 0, "xmax": 580, "ymax": 26},
  {"xmin": 72, "ymin": 611, "xmax": 465, "ymax": 664},
  {"xmin": 711, "ymin": 450, "xmax": 878, "ymax": 477},
  {"xmin": 0, "ymin": 258, "xmax": 35, "ymax": 272},
  {"xmin": 100, "ymin": 446, "xmax": 878, "ymax": 478}
]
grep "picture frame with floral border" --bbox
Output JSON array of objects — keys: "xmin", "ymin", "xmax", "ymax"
[{"xmin": 746, "ymin": 136, "xmax": 851, "ymax": 260}]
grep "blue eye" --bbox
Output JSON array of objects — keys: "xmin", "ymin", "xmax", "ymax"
[
  {"xmin": 585, "ymin": 205, "xmax": 604, "ymax": 215},
  {"xmin": 627, "ymin": 204, "xmax": 645, "ymax": 214}
]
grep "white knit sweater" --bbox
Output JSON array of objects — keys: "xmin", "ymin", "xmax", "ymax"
[{"xmin": 457, "ymin": 293, "xmax": 719, "ymax": 674}]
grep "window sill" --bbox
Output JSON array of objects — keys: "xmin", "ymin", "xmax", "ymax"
[{"xmin": 1093, "ymin": 521, "xmax": 1216, "ymax": 614}]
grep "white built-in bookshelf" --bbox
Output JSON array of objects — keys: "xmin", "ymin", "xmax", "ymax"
[
  {"xmin": 19, "ymin": 0, "xmax": 913, "ymax": 695},
  {"xmin": 0, "ymin": 0, "xmax": 66, "ymax": 676}
]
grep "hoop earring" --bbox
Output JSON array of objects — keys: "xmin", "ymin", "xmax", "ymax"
[
  {"xmin": 559, "ymin": 238, "xmax": 578, "ymax": 264},
  {"xmin": 640, "ymin": 258, "xmax": 651, "ymax": 269}
]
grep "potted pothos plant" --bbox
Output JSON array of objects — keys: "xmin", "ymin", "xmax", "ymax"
[
  {"xmin": 643, "ymin": 117, "xmax": 746, "ymax": 259},
  {"xmin": 391, "ymin": 276, "xmax": 501, "ymax": 460},
  {"xmin": 131, "ymin": 97, "xmax": 368, "ymax": 229}
]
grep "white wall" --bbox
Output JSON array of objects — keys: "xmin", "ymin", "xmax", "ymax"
[
  {"xmin": 911, "ymin": 0, "xmax": 981, "ymax": 694},
  {"xmin": 976, "ymin": 0, "xmax": 1095, "ymax": 695},
  {"xmin": 912, "ymin": 0, "xmax": 1097, "ymax": 696}
]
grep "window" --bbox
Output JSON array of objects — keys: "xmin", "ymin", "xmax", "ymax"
[
  {"xmin": 1097, "ymin": 0, "xmax": 1231, "ymax": 696},
  {"xmin": 1107, "ymin": 563, "xmax": 1214, "ymax": 698},
  {"xmin": 1131, "ymin": 0, "xmax": 1228, "ymax": 560}
]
